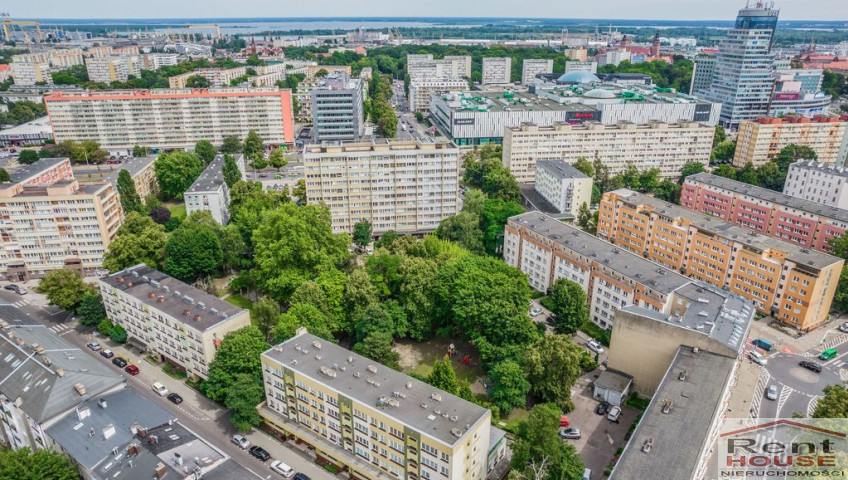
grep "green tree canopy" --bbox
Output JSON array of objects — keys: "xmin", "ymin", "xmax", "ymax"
[
  {"xmin": 103, "ymin": 212, "xmax": 167, "ymax": 271},
  {"xmin": 352, "ymin": 331, "xmax": 400, "ymax": 369},
  {"xmin": 510, "ymin": 403, "xmax": 585, "ymax": 480},
  {"xmin": 711, "ymin": 140, "xmax": 736, "ymax": 163},
  {"xmin": 164, "ymin": 221, "xmax": 223, "ymax": 281},
  {"xmin": 185, "ymin": 74, "xmax": 211, "ymax": 88},
  {"xmin": 353, "ymin": 219, "xmax": 373, "ymax": 248},
  {"xmin": 0, "ymin": 447, "xmax": 82, "ymax": 480},
  {"xmin": 116, "ymin": 169, "xmax": 145, "ymax": 214},
  {"xmin": 678, "ymin": 161, "xmax": 707, "ymax": 184},
  {"xmin": 37, "ymin": 269, "xmax": 94, "ymax": 312},
  {"xmin": 713, "ymin": 164, "xmax": 738, "ymax": 180},
  {"xmin": 488, "ymin": 359, "xmax": 529, "ymax": 412},
  {"xmin": 18, "ymin": 149, "xmax": 39, "ymax": 164},
  {"xmin": 77, "ymin": 291, "xmax": 107, "ymax": 327},
  {"xmin": 243, "ymin": 130, "xmax": 264, "ymax": 161},
  {"xmin": 194, "ymin": 139, "xmax": 217, "ymax": 165},
  {"xmin": 272, "ymin": 303, "xmax": 334, "ymax": 343},
  {"xmin": 524, "ymin": 334, "xmax": 584, "ymax": 410},
  {"xmin": 547, "ymin": 278, "xmax": 589, "ymax": 334},
  {"xmin": 225, "ymin": 373, "xmax": 265, "ymax": 432},
  {"xmin": 813, "ymin": 384, "xmax": 848, "ymax": 418},
  {"xmin": 201, "ymin": 326, "xmax": 268, "ymax": 403},
  {"xmin": 132, "ymin": 145, "xmax": 148, "ymax": 157},
  {"xmin": 222, "ymin": 153, "xmax": 242, "ymax": 188},
  {"xmin": 436, "ymin": 212, "xmax": 485, "ymax": 255},
  {"xmin": 221, "ymin": 135, "xmax": 242, "ymax": 153},
  {"xmin": 654, "ymin": 180, "xmax": 681, "ymax": 204},
  {"xmin": 0, "ymin": 168, "xmax": 11, "ymax": 182},
  {"xmin": 154, "ymin": 151, "xmax": 205, "ymax": 199},
  {"xmin": 399, "ymin": 256, "xmax": 439, "ymax": 340},
  {"xmin": 481, "ymin": 198, "xmax": 524, "ymax": 255}
]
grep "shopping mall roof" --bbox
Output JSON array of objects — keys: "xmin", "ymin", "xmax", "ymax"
[{"xmin": 436, "ymin": 91, "xmax": 597, "ymax": 114}]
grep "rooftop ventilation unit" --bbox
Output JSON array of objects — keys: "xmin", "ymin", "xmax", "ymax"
[
  {"xmin": 312, "ymin": 341, "xmax": 322, "ymax": 350},
  {"xmin": 431, "ymin": 393, "xmax": 442, "ymax": 402},
  {"xmin": 367, "ymin": 365, "xmax": 377, "ymax": 373},
  {"xmin": 320, "ymin": 366, "xmax": 337, "ymax": 378}
]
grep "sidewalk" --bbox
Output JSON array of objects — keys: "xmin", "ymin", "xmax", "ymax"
[{"xmin": 747, "ymin": 315, "xmax": 845, "ymax": 355}]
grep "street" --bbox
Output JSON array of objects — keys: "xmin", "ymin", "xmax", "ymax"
[{"xmin": 0, "ymin": 285, "xmax": 336, "ymax": 480}]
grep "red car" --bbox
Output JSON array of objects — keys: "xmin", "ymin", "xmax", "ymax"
[
  {"xmin": 124, "ymin": 364, "xmax": 139, "ymax": 376},
  {"xmin": 559, "ymin": 416, "xmax": 569, "ymax": 427}
]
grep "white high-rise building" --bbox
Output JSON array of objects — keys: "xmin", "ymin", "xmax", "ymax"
[
  {"xmin": 521, "ymin": 59, "xmax": 553, "ymax": 85},
  {"xmin": 9, "ymin": 61, "xmax": 50, "ymax": 85},
  {"xmin": 784, "ymin": 161, "xmax": 848, "ymax": 210},
  {"xmin": 697, "ymin": 5, "xmax": 779, "ymax": 129},
  {"xmin": 482, "ymin": 57, "xmax": 511, "ymax": 85},
  {"xmin": 303, "ymin": 140, "xmax": 459, "ymax": 234},
  {"xmin": 184, "ymin": 154, "xmax": 245, "ymax": 225}
]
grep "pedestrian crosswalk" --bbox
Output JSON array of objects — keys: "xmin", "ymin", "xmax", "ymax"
[
  {"xmin": 48, "ymin": 323, "xmax": 72, "ymax": 335},
  {"xmin": 808, "ymin": 396, "xmax": 820, "ymax": 417},
  {"xmin": 818, "ymin": 334, "xmax": 848, "ymax": 352},
  {"xmin": 10, "ymin": 300, "xmax": 29, "ymax": 308}
]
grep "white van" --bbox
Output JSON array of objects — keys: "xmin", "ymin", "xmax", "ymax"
[
  {"xmin": 582, "ymin": 468, "xmax": 592, "ymax": 480},
  {"xmin": 749, "ymin": 350, "xmax": 768, "ymax": 366},
  {"xmin": 271, "ymin": 461, "xmax": 295, "ymax": 477}
]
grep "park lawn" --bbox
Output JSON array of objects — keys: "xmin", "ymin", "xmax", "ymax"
[
  {"xmin": 164, "ymin": 201, "xmax": 186, "ymax": 220},
  {"xmin": 394, "ymin": 338, "xmax": 486, "ymax": 395},
  {"xmin": 501, "ymin": 407, "xmax": 530, "ymax": 434},
  {"xmin": 224, "ymin": 294, "xmax": 254, "ymax": 310}
]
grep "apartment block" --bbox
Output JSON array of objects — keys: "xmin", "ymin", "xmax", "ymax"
[
  {"xmin": 407, "ymin": 54, "xmax": 470, "ymax": 81},
  {"xmin": 784, "ymin": 161, "xmax": 848, "ymax": 209},
  {"xmin": 106, "ymin": 155, "xmax": 159, "ymax": 200},
  {"xmin": 681, "ymin": 173, "xmax": 848, "ymax": 254},
  {"xmin": 259, "ymin": 329, "xmax": 499, "ymax": 480},
  {"xmin": 505, "ymin": 212, "xmax": 697, "ymax": 329},
  {"xmin": 599, "ymin": 189, "xmax": 843, "ymax": 331},
  {"xmin": 168, "ymin": 67, "xmax": 247, "ymax": 88},
  {"xmin": 564, "ymin": 61, "xmax": 598, "ymax": 74},
  {"xmin": 408, "ymin": 79, "xmax": 469, "ymax": 112},
  {"xmin": 481, "ymin": 57, "xmax": 511, "ymax": 85},
  {"xmin": 44, "ymin": 88, "xmax": 295, "ymax": 150},
  {"xmin": 142, "ymin": 53, "xmax": 179, "ymax": 70},
  {"xmin": 503, "ymin": 120, "xmax": 713, "ymax": 183},
  {"xmin": 733, "ymin": 115, "xmax": 848, "ymax": 167},
  {"xmin": 443, "ymin": 55, "xmax": 472, "ymax": 78},
  {"xmin": 0, "ymin": 158, "xmax": 122, "ymax": 280},
  {"xmin": 48, "ymin": 48, "xmax": 85, "ymax": 68},
  {"xmin": 534, "ymin": 160, "xmax": 593, "ymax": 216},
  {"xmin": 10, "ymin": 61, "xmax": 51, "ymax": 85},
  {"xmin": 311, "ymin": 74, "xmax": 365, "ymax": 142},
  {"xmin": 303, "ymin": 140, "xmax": 459, "ymax": 235},
  {"xmin": 521, "ymin": 59, "xmax": 553, "ymax": 85},
  {"xmin": 307, "ymin": 65, "xmax": 351, "ymax": 78},
  {"xmin": 99, "ymin": 264, "xmax": 252, "ymax": 380},
  {"xmin": 184, "ymin": 154, "xmax": 245, "ymax": 224},
  {"xmin": 0, "ymin": 320, "xmax": 124, "ymax": 451},
  {"xmin": 564, "ymin": 47, "xmax": 589, "ymax": 61},
  {"xmin": 689, "ymin": 55, "xmax": 716, "ymax": 95}
]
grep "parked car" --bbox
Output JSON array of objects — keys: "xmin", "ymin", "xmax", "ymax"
[
  {"xmin": 595, "ymin": 401, "xmax": 610, "ymax": 416},
  {"xmin": 270, "ymin": 461, "xmax": 295, "ymax": 477},
  {"xmin": 232, "ymin": 434, "xmax": 250, "ymax": 449},
  {"xmin": 766, "ymin": 385, "xmax": 778, "ymax": 401},
  {"xmin": 3, "ymin": 284, "xmax": 26, "ymax": 295},
  {"xmin": 152, "ymin": 382, "xmax": 169, "ymax": 396},
  {"xmin": 167, "ymin": 393, "xmax": 183, "ymax": 405},
  {"xmin": 294, "ymin": 473, "xmax": 311, "ymax": 480},
  {"xmin": 100, "ymin": 349, "xmax": 114, "ymax": 359},
  {"xmin": 749, "ymin": 350, "xmax": 768, "ymax": 366},
  {"xmin": 582, "ymin": 468, "xmax": 592, "ymax": 480},
  {"xmin": 586, "ymin": 339, "xmax": 604, "ymax": 354},
  {"xmin": 529, "ymin": 307, "xmax": 543, "ymax": 317},
  {"xmin": 559, "ymin": 416, "xmax": 569, "ymax": 427},
  {"xmin": 124, "ymin": 364, "xmax": 139, "ymax": 376},
  {"xmin": 607, "ymin": 406, "xmax": 622, "ymax": 422},
  {"xmin": 559, "ymin": 427, "xmax": 582, "ymax": 440},
  {"xmin": 839, "ymin": 323, "xmax": 848, "ymax": 333},
  {"xmin": 86, "ymin": 341, "xmax": 101, "ymax": 352},
  {"xmin": 249, "ymin": 446, "xmax": 271, "ymax": 462},
  {"xmin": 112, "ymin": 357, "xmax": 128, "ymax": 368},
  {"xmin": 799, "ymin": 360, "xmax": 823, "ymax": 373}
]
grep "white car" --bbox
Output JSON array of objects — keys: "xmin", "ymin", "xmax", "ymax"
[
  {"xmin": 749, "ymin": 350, "xmax": 768, "ymax": 366},
  {"xmin": 152, "ymin": 382, "xmax": 169, "ymax": 397},
  {"xmin": 529, "ymin": 307, "xmax": 543, "ymax": 317},
  {"xmin": 270, "ymin": 460, "xmax": 295, "ymax": 477},
  {"xmin": 607, "ymin": 405, "xmax": 622, "ymax": 422},
  {"xmin": 586, "ymin": 339, "xmax": 605, "ymax": 355},
  {"xmin": 232, "ymin": 434, "xmax": 250, "ymax": 449},
  {"xmin": 766, "ymin": 385, "xmax": 778, "ymax": 401}
]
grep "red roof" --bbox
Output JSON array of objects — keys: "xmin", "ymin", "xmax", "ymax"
[{"xmin": 0, "ymin": 64, "xmax": 10, "ymax": 71}]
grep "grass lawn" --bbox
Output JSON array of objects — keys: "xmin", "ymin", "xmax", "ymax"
[
  {"xmin": 501, "ymin": 407, "xmax": 530, "ymax": 434},
  {"xmin": 394, "ymin": 338, "xmax": 487, "ymax": 395},
  {"xmin": 225, "ymin": 294, "xmax": 254, "ymax": 310},
  {"xmin": 164, "ymin": 201, "xmax": 187, "ymax": 220}
]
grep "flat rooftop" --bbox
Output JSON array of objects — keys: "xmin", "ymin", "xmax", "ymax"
[
  {"xmin": 788, "ymin": 160, "xmax": 848, "ymax": 179},
  {"xmin": 105, "ymin": 156, "xmax": 156, "ymax": 185},
  {"xmin": 8, "ymin": 157, "xmax": 68, "ymax": 184},
  {"xmin": 0, "ymin": 322, "xmax": 123, "ymax": 423},
  {"xmin": 186, "ymin": 154, "xmax": 228, "ymax": 194},
  {"xmin": 536, "ymin": 160, "xmax": 590, "ymax": 181},
  {"xmin": 99, "ymin": 264, "xmax": 245, "ymax": 332},
  {"xmin": 509, "ymin": 212, "xmax": 692, "ymax": 295},
  {"xmin": 436, "ymin": 91, "xmax": 598, "ymax": 114},
  {"xmin": 686, "ymin": 172, "xmax": 848, "ymax": 225},
  {"xmin": 610, "ymin": 346, "xmax": 735, "ymax": 480},
  {"xmin": 610, "ymin": 188, "xmax": 843, "ymax": 270},
  {"xmin": 264, "ymin": 331, "xmax": 490, "ymax": 446},
  {"xmin": 538, "ymin": 82, "xmax": 716, "ymax": 106},
  {"xmin": 0, "ymin": 116, "xmax": 52, "ymax": 137}
]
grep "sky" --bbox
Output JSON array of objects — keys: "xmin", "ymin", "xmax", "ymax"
[{"xmin": 10, "ymin": 0, "xmax": 848, "ymax": 21}]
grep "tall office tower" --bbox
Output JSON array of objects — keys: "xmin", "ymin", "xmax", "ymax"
[
  {"xmin": 311, "ymin": 73, "xmax": 365, "ymax": 142},
  {"xmin": 697, "ymin": 3, "xmax": 778, "ymax": 129}
]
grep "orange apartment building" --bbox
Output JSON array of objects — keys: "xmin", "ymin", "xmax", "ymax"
[
  {"xmin": 733, "ymin": 115, "xmax": 848, "ymax": 168},
  {"xmin": 598, "ymin": 189, "xmax": 843, "ymax": 331}
]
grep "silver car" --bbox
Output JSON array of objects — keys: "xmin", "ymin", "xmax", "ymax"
[
  {"xmin": 766, "ymin": 385, "xmax": 778, "ymax": 401},
  {"xmin": 559, "ymin": 427, "xmax": 582, "ymax": 440}
]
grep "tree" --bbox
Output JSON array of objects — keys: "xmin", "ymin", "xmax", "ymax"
[
  {"xmin": 77, "ymin": 291, "xmax": 106, "ymax": 327},
  {"xmin": 345, "ymin": 268, "xmax": 378, "ymax": 332},
  {"xmin": 738, "ymin": 163, "xmax": 761, "ymax": 186},
  {"xmin": 713, "ymin": 125, "xmax": 727, "ymax": 148},
  {"xmin": 252, "ymin": 203, "xmax": 350, "ymax": 302},
  {"xmin": 462, "ymin": 189, "xmax": 488, "ymax": 217},
  {"xmin": 757, "ymin": 161, "xmax": 785, "ymax": 191},
  {"xmin": 653, "ymin": 180, "xmax": 681, "ymax": 204},
  {"xmin": 268, "ymin": 149, "xmax": 288, "ymax": 170},
  {"xmin": 547, "ymin": 278, "xmax": 588, "ymax": 334},
  {"xmin": 219, "ymin": 224, "xmax": 248, "ymax": 273},
  {"xmin": 353, "ymin": 219, "xmax": 373, "ymax": 249},
  {"xmin": 225, "ymin": 373, "xmax": 265, "ymax": 431},
  {"xmin": 488, "ymin": 360, "xmax": 529, "ymax": 413},
  {"xmin": 711, "ymin": 140, "xmax": 736, "ymax": 163},
  {"xmin": 194, "ymin": 139, "xmax": 217, "ymax": 165},
  {"xmin": 37, "ymin": 269, "xmax": 94, "ymax": 312},
  {"xmin": 222, "ymin": 154, "xmax": 242, "ymax": 188},
  {"xmin": 399, "ymin": 257, "xmax": 439, "ymax": 340},
  {"xmin": 576, "ymin": 203, "xmax": 592, "ymax": 231},
  {"xmin": 116, "ymin": 169, "xmax": 144, "ymax": 214},
  {"xmin": 427, "ymin": 357, "xmax": 460, "ymax": 396},
  {"xmin": 353, "ymin": 331, "xmax": 400, "ymax": 370},
  {"xmin": 0, "ymin": 168, "xmax": 10, "ymax": 182},
  {"xmin": 164, "ymin": 222, "xmax": 223, "ymax": 281},
  {"xmin": 252, "ymin": 296, "xmax": 280, "ymax": 339},
  {"xmin": 511, "ymin": 403, "xmax": 585, "ymax": 480},
  {"xmin": 243, "ymin": 130, "xmax": 264, "ymax": 161},
  {"xmin": 0, "ymin": 447, "xmax": 82, "ymax": 480},
  {"xmin": 524, "ymin": 335, "xmax": 584, "ymax": 410},
  {"xmin": 572, "ymin": 157, "xmax": 594, "ymax": 178},
  {"xmin": 483, "ymin": 166, "xmax": 521, "ymax": 203},
  {"xmin": 201, "ymin": 326, "xmax": 268, "ymax": 403},
  {"xmin": 354, "ymin": 302, "xmax": 407, "ymax": 343},
  {"xmin": 221, "ymin": 135, "xmax": 242, "ymax": 154},
  {"xmin": 436, "ymin": 212, "xmax": 485, "ymax": 254},
  {"xmin": 154, "ymin": 151, "xmax": 205, "ymax": 199},
  {"xmin": 812, "ymin": 384, "xmax": 848, "ymax": 418},
  {"xmin": 481, "ymin": 198, "xmax": 525, "ymax": 255},
  {"xmin": 293, "ymin": 179, "xmax": 307, "ymax": 204},
  {"xmin": 272, "ymin": 303, "xmax": 334, "ymax": 343},
  {"xmin": 678, "ymin": 161, "xmax": 706, "ymax": 184},
  {"xmin": 104, "ymin": 212, "xmax": 167, "ymax": 271},
  {"xmin": 713, "ymin": 164, "xmax": 738, "ymax": 180},
  {"xmin": 638, "ymin": 168, "xmax": 660, "ymax": 192},
  {"xmin": 71, "ymin": 140, "xmax": 108, "ymax": 164},
  {"xmin": 149, "ymin": 206, "xmax": 171, "ymax": 224},
  {"xmin": 18, "ymin": 149, "xmax": 39, "ymax": 164},
  {"xmin": 109, "ymin": 323, "xmax": 127, "ymax": 343},
  {"xmin": 132, "ymin": 145, "xmax": 148, "ymax": 157},
  {"xmin": 185, "ymin": 74, "xmax": 211, "ymax": 88},
  {"xmin": 774, "ymin": 144, "xmax": 817, "ymax": 171}
]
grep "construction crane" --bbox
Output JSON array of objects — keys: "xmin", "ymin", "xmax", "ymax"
[
  {"xmin": 184, "ymin": 24, "xmax": 221, "ymax": 40},
  {"xmin": 1, "ymin": 17, "xmax": 43, "ymax": 43}
]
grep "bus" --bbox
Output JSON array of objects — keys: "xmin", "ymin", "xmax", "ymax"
[{"xmin": 819, "ymin": 348, "xmax": 838, "ymax": 361}]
